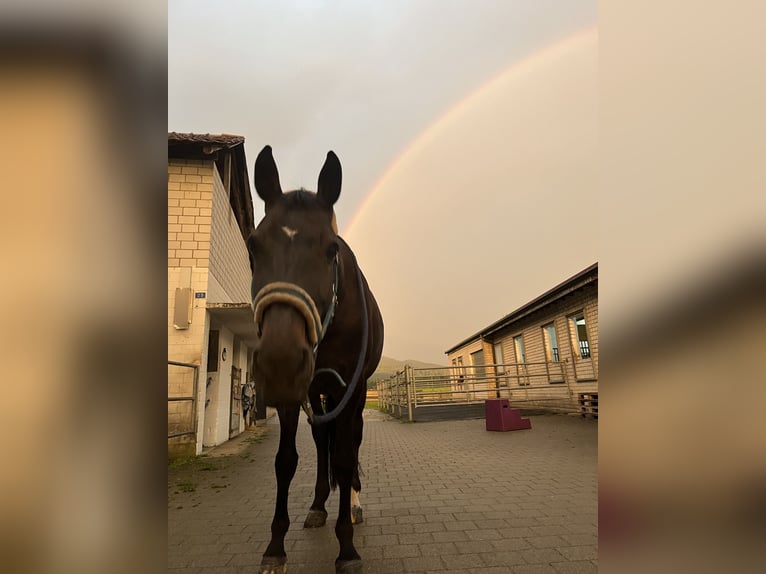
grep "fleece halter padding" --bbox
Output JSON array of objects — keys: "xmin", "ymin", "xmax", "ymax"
[{"xmin": 253, "ymin": 282, "xmax": 324, "ymax": 347}]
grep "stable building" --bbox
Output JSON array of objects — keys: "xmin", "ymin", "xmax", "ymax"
[
  {"xmin": 445, "ymin": 263, "xmax": 598, "ymax": 414},
  {"xmin": 167, "ymin": 132, "xmax": 262, "ymax": 457}
]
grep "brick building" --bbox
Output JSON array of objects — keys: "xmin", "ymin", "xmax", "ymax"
[
  {"xmin": 445, "ymin": 263, "xmax": 598, "ymax": 413},
  {"xmin": 167, "ymin": 132, "xmax": 260, "ymax": 457}
]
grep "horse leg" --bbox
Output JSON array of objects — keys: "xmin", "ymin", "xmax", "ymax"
[
  {"xmin": 260, "ymin": 404, "xmax": 300, "ymax": 574},
  {"xmin": 304, "ymin": 395, "xmax": 330, "ymax": 528},
  {"xmin": 350, "ymin": 409, "xmax": 364, "ymax": 525},
  {"xmin": 333, "ymin": 416, "xmax": 362, "ymax": 573}
]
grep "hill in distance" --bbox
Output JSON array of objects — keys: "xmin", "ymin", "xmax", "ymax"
[{"xmin": 368, "ymin": 355, "xmax": 447, "ymax": 387}]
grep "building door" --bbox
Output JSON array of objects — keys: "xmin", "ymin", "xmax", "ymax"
[{"xmin": 229, "ymin": 366, "xmax": 241, "ymax": 437}]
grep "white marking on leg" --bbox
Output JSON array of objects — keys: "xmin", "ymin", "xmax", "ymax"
[
  {"xmin": 350, "ymin": 488, "xmax": 362, "ymax": 524},
  {"xmin": 281, "ymin": 226, "xmax": 298, "ymax": 240},
  {"xmin": 351, "ymin": 488, "xmax": 360, "ymax": 509}
]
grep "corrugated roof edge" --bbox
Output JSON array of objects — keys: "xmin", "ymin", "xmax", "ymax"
[
  {"xmin": 168, "ymin": 132, "xmax": 245, "ymax": 146},
  {"xmin": 444, "ymin": 262, "xmax": 598, "ymax": 355}
]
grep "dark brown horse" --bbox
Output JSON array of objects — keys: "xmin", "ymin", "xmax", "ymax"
[{"xmin": 249, "ymin": 146, "xmax": 383, "ymax": 574}]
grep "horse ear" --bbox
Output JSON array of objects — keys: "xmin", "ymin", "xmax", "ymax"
[
  {"xmin": 317, "ymin": 150, "xmax": 342, "ymax": 207},
  {"xmin": 254, "ymin": 145, "xmax": 282, "ymax": 204}
]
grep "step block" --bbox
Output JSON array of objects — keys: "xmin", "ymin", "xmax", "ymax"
[{"xmin": 485, "ymin": 400, "xmax": 532, "ymax": 432}]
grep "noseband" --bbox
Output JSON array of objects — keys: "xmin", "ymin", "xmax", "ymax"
[{"xmin": 252, "ymin": 252, "xmax": 339, "ymax": 354}]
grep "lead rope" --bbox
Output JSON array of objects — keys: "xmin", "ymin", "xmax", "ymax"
[
  {"xmin": 310, "ymin": 256, "xmax": 369, "ymax": 426},
  {"xmin": 302, "ymin": 252, "xmax": 340, "ymax": 424}
]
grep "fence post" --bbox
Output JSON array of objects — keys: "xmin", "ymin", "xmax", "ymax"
[
  {"xmin": 524, "ymin": 377, "xmax": 529, "ymax": 404},
  {"xmin": 405, "ymin": 365, "xmax": 414, "ymax": 422},
  {"xmin": 191, "ymin": 364, "xmax": 199, "ymax": 437},
  {"xmin": 562, "ymin": 360, "xmax": 574, "ymax": 410}
]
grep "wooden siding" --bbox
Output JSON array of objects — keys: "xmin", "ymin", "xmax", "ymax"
[{"xmin": 446, "ymin": 281, "xmax": 598, "ymax": 408}]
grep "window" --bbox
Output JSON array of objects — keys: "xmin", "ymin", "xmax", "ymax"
[
  {"xmin": 570, "ymin": 312, "xmax": 591, "ymax": 359},
  {"xmin": 513, "ymin": 335, "xmax": 528, "ymax": 386},
  {"xmin": 543, "ymin": 323, "xmax": 560, "ymax": 362},
  {"xmin": 513, "ymin": 335, "xmax": 526, "ymax": 363}
]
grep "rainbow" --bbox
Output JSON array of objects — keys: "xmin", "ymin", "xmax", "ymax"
[{"xmin": 342, "ymin": 25, "xmax": 597, "ymax": 238}]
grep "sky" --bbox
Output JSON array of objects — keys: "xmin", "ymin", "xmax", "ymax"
[{"xmin": 169, "ymin": 0, "xmax": 598, "ymax": 364}]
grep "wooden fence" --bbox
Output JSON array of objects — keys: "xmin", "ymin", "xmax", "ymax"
[{"xmin": 377, "ymin": 361, "xmax": 597, "ymax": 422}]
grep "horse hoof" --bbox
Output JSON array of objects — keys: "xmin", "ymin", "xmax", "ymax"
[
  {"xmin": 259, "ymin": 555, "xmax": 287, "ymax": 574},
  {"xmin": 336, "ymin": 559, "xmax": 363, "ymax": 573},
  {"xmin": 351, "ymin": 505, "xmax": 364, "ymax": 525},
  {"xmin": 303, "ymin": 509, "xmax": 328, "ymax": 528}
]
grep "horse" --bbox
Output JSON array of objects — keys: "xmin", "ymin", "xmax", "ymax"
[{"xmin": 249, "ymin": 146, "xmax": 384, "ymax": 574}]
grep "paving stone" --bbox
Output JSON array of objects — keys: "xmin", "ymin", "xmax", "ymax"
[
  {"xmin": 526, "ymin": 535, "xmax": 568, "ymax": 548},
  {"xmin": 402, "ymin": 555, "xmax": 447, "ymax": 572},
  {"xmin": 552, "ymin": 560, "xmax": 599, "ymax": 574},
  {"xmin": 491, "ymin": 537, "xmax": 533, "ymax": 552},
  {"xmin": 512, "ymin": 564, "xmax": 559, "ymax": 574},
  {"xmin": 454, "ymin": 540, "xmax": 493, "ymax": 554},
  {"xmin": 365, "ymin": 558, "xmax": 406, "ymax": 573},
  {"xmin": 442, "ymin": 552, "xmax": 486, "ymax": 569},
  {"xmin": 520, "ymin": 547, "xmax": 567, "ymax": 564},
  {"xmin": 556, "ymin": 545, "xmax": 597, "ymax": 561},
  {"xmin": 419, "ymin": 542, "xmax": 459, "ymax": 556},
  {"xmin": 382, "ymin": 543, "xmax": 421, "ymax": 559},
  {"xmin": 432, "ymin": 530, "xmax": 468, "ymax": 543},
  {"xmin": 466, "ymin": 529, "xmax": 503, "ymax": 541},
  {"xmin": 480, "ymin": 550, "xmax": 527, "ymax": 566}
]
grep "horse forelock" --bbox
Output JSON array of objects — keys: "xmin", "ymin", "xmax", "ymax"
[{"xmin": 265, "ymin": 189, "xmax": 337, "ymax": 233}]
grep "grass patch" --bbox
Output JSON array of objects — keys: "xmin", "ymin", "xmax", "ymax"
[
  {"xmin": 176, "ymin": 480, "xmax": 196, "ymax": 493},
  {"xmin": 168, "ymin": 456, "xmax": 197, "ymax": 469},
  {"xmin": 366, "ymin": 400, "xmax": 389, "ymax": 412}
]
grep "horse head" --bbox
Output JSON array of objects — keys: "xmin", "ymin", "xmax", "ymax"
[{"xmin": 249, "ymin": 145, "xmax": 342, "ymax": 406}]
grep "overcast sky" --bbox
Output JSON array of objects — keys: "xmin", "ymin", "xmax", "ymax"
[{"xmin": 169, "ymin": 1, "xmax": 597, "ymax": 364}]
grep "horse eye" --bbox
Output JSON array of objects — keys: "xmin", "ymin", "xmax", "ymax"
[{"xmin": 326, "ymin": 242, "xmax": 339, "ymax": 259}]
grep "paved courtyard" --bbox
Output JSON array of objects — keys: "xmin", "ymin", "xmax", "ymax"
[{"xmin": 168, "ymin": 410, "xmax": 597, "ymax": 573}]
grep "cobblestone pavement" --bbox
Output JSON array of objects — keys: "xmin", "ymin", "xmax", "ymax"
[{"xmin": 168, "ymin": 410, "xmax": 597, "ymax": 573}]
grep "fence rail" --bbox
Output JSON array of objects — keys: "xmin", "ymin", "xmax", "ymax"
[
  {"xmin": 168, "ymin": 360, "xmax": 199, "ymax": 439},
  {"xmin": 377, "ymin": 361, "xmax": 593, "ymax": 421}
]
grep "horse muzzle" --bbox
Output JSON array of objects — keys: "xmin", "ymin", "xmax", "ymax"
[{"xmin": 252, "ymin": 284, "xmax": 321, "ymax": 405}]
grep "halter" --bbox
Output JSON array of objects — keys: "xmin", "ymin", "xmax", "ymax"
[
  {"xmin": 252, "ymin": 251, "xmax": 339, "ymax": 354},
  {"xmin": 252, "ymin": 253, "xmax": 340, "ymax": 424},
  {"xmin": 251, "ymin": 246, "xmax": 368, "ymax": 426}
]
